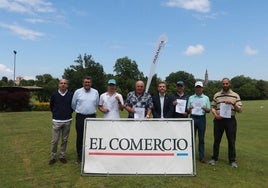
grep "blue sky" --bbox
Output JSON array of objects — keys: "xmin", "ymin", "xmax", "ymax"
[{"xmin": 0, "ymin": 0, "xmax": 267, "ymax": 81}]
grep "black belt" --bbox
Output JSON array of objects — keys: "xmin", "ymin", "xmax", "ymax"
[
  {"xmin": 191, "ymin": 114, "xmax": 205, "ymax": 118},
  {"xmin": 77, "ymin": 113, "xmax": 96, "ymax": 118}
]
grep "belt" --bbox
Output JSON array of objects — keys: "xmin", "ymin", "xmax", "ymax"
[
  {"xmin": 191, "ymin": 114, "xmax": 205, "ymax": 118},
  {"xmin": 77, "ymin": 113, "xmax": 96, "ymax": 117}
]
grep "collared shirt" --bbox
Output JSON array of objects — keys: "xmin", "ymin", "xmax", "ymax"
[
  {"xmin": 169, "ymin": 92, "xmax": 189, "ymax": 118},
  {"xmin": 99, "ymin": 92, "xmax": 124, "ymax": 119},
  {"xmin": 159, "ymin": 94, "xmax": 165, "ymax": 118},
  {"xmin": 211, "ymin": 89, "xmax": 242, "ymax": 116},
  {"xmin": 188, "ymin": 93, "xmax": 210, "ymax": 116},
  {"xmin": 125, "ymin": 91, "xmax": 153, "ymax": 118},
  {"xmin": 72, "ymin": 87, "xmax": 99, "ymax": 115}
]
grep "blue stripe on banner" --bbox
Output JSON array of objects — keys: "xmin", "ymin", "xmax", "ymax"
[{"xmin": 177, "ymin": 153, "xmax": 188, "ymax": 156}]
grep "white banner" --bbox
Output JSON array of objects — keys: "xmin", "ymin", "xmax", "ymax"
[
  {"xmin": 82, "ymin": 119, "xmax": 196, "ymax": 176},
  {"xmin": 145, "ymin": 34, "xmax": 168, "ymax": 93}
]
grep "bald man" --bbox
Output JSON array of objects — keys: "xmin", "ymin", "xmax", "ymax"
[{"xmin": 125, "ymin": 80, "xmax": 153, "ymax": 119}]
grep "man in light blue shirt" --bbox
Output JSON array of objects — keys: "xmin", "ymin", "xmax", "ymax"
[
  {"xmin": 72, "ymin": 76, "xmax": 99, "ymax": 163},
  {"xmin": 187, "ymin": 81, "xmax": 210, "ymax": 163}
]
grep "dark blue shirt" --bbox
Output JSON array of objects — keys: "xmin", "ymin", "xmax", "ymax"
[{"xmin": 169, "ymin": 92, "xmax": 189, "ymax": 118}]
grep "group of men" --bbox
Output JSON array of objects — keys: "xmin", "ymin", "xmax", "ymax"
[{"xmin": 49, "ymin": 76, "xmax": 242, "ymax": 169}]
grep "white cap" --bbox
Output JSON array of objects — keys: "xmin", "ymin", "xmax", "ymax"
[{"xmin": 195, "ymin": 81, "xmax": 203, "ymax": 87}]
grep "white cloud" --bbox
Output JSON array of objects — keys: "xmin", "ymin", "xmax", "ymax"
[
  {"xmin": 244, "ymin": 45, "xmax": 259, "ymax": 55},
  {"xmin": 24, "ymin": 18, "xmax": 47, "ymax": 23},
  {"xmin": 184, "ymin": 44, "xmax": 205, "ymax": 56},
  {"xmin": 0, "ymin": 23, "xmax": 44, "ymax": 40},
  {"xmin": 165, "ymin": 0, "xmax": 210, "ymax": 13},
  {"xmin": 0, "ymin": 0, "xmax": 56, "ymax": 14},
  {"xmin": 0, "ymin": 64, "xmax": 13, "ymax": 77},
  {"xmin": 23, "ymin": 75, "xmax": 36, "ymax": 80}
]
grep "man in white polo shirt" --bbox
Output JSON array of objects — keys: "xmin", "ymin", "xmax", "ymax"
[
  {"xmin": 187, "ymin": 81, "xmax": 210, "ymax": 163},
  {"xmin": 98, "ymin": 79, "xmax": 124, "ymax": 119}
]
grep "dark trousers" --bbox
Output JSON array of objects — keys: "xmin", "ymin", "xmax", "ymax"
[
  {"xmin": 191, "ymin": 115, "xmax": 206, "ymax": 160},
  {"xmin": 75, "ymin": 113, "xmax": 96, "ymax": 160},
  {"xmin": 212, "ymin": 117, "xmax": 237, "ymax": 163}
]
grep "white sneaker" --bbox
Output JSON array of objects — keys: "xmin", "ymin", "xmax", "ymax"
[
  {"xmin": 209, "ymin": 159, "xmax": 216, "ymax": 166},
  {"xmin": 231, "ymin": 162, "xmax": 238, "ymax": 168}
]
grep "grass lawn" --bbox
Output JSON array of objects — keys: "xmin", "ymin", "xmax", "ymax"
[{"xmin": 0, "ymin": 100, "xmax": 267, "ymax": 188}]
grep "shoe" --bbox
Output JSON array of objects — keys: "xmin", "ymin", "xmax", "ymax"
[
  {"xmin": 209, "ymin": 159, "xmax": 216, "ymax": 166},
  {"xmin": 231, "ymin": 162, "xmax": 238, "ymax": 168},
  {"xmin": 200, "ymin": 158, "xmax": 206, "ymax": 163},
  {"xmin": 59, "ymin": 158, "xmax": 67, "ymax": 164},
  {"xmin": 49, "ymin": 159, "xmax": 56, "ymax": 165}
]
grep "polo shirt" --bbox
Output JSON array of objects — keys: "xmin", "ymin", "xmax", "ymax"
[
  {"xmin": 188, "ymin": 93, "xmax": 210, "ymax": 116},
  {"xmin": 72, "ymin": 87, "xmax": 99, "ymax": 115},
  {"xmin": 99, "ymin": 92, "xmax": 124, "ymax": 119},
  {"xmin": 211, "ymin": 89, "xmax": 242, "ymax": 116}
]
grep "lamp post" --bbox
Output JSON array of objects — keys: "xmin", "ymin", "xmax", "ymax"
[{"xmin": 13, "ymin": 50, "xmax": 17, "ymax": 86}]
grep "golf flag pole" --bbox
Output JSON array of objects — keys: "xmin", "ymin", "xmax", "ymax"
[{"xmin": 145, "ymin": 34, "xmax": 168, "ymax": 93}]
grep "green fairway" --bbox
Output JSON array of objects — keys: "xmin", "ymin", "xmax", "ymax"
[{"xmin": 0, "ymin": 100, "xmax": 267, "ymax": 188}]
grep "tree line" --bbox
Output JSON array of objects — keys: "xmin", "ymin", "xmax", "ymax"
[{"xmin": 1, "ymin": 53, "xmax": 268, "ymax": 102}]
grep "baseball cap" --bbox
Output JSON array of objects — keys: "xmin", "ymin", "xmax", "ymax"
[
  {"xmin": 108, "ymin": 79, "xmax": 116, "ymax": 85},
  {"xmin": 195, "ymin": 81, "xmax": 203, "ymax": 87},
  {"xmin": 176, "ymin": 81, "xmax": 184, "ymax": 86}
]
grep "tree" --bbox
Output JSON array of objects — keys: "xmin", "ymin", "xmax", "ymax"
[
  {"xmin": 231, "ymin": 75, "xmax": 252, "ymax": 92},
  {"xmin": 1, "ymin": 76, "xmax": 8, "ymax": 83},
  {"xmin": 231, "ymin": 75, "xmax": 264, "ymax": 100},
  {"xmin": 113, "ymin": 57, "xmax": 145, "ymax": 97},
  {"xmin": 35, "ymin": 74, "xmax": 58, "ymax": 102},
  {"xmin": 63, "ymin": 54, "xmax": 106, "ymax": 94},
  {"xmin": 146, "ymin": 74, "xmax": 162, "ymax": 96},
  {"xmin": 239, "ymin": 83, "xmax": 259, "ymax": 100},
  {"xmin": 165, "ymin": 71, "xmax": 195, "ymax": 95},
  {"xmin": 19, "ymin": 79, "xmax": 35, "ymax": 86},
  {"xmin": 256, "ymin": 80, "xmax": 268, "ymax": 99},
  {"xmin": 0, "ymin": 77, "xmax": 8, "ymax": 87},
  {"xmin": 204, "ymin": 81, "xmax": 221, "ymax": 100}
]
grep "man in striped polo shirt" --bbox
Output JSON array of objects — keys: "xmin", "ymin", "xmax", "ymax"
[{"xmin": 209, "ymin": 78, "xmax": 242, "ymax": 168}]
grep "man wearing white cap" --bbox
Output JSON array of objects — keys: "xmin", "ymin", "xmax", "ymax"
[
  {"xmin": 187, "ymin": 81, "xmax": 210, "ymax": 163},
  {"xmin": 98, "ymin": 79, "xmax": 124, "ymax": 119}
]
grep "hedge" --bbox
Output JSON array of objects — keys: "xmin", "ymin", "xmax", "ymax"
[{"xmin": 32, "ymin": 101, "xmax": 50, "ymax": 111}]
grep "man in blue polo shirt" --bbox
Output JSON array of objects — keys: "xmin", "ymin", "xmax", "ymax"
[{"xmin": 187, "ymin": 81, "xmax": 210, "ymax": 163}]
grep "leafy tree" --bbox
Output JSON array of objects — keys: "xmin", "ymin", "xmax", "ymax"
[
  {"xmin": 230, "ymin": 75, "xmax": 268, "ymax": 100},
  {"xmin": 35, "ymin": 74, "xmax": 58, "ymax": 102},
  {"xmin": 256, "ymin": 80, "xmax": 268, "ymax": 99},
  {"xmin": 113, "ymin": 57, "xmax": 145, "ymax": 98},
  {"xmin": 1, "ymin": 76, "xmax": 8, "ymax": 83},
  {"xmin": 165, "ymin": 71, "xmax": 195, "ymax": 95},
  {"xmin": 7, "ymin": 80, "xmax": 14, "ymax": 86},
  {"xmin": 19, "ymin": 79, "xmax": 35, "ymax": 86},
  {"xmin": 203, "ymin": 81, "xmax": 221, "ymax": 101},
  {"xmin": 239, "ymin": 83, "xmax": 260, "ymax": 100},
  {"xmin": 63, "ymin": 54, "xmax": 106, "ymax": 94},
  {"xmin": 231, "ymin": 75, "xmax": 252, "ymax": 93}
]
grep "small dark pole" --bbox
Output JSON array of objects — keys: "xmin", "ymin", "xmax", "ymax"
[{"xmin": 13, "ymin": 50, "xmax": 17, "ymax": 86}]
